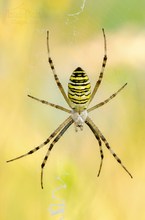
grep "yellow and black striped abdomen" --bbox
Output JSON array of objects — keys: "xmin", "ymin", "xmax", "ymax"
[{"xmin": 68, "ymin": 67, "xmax": 91, "ymax": 112}]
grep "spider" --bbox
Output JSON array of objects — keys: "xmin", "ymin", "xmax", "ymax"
[{"xmin": 7, "ymin": 29, "xmax": 133, "ymax": 189}]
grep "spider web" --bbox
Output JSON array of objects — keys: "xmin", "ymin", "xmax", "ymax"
[
  {"xmin": 68, "ymin": 0, "xmax": 87, "ymax": 17},
  {"xmin": 65, "ymin": 0, "xmax": 87, "ymax": 42},
  {"xmin": 48, "ymin": 175, "xmax": 69, "ymax": 219}
]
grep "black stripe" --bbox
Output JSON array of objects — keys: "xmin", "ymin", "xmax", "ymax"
[
  {"xmin": 68, "ymin": 92, "xmax": 90, "ymax": 97},
  {"xmin": 70, "ymin": 79, "xmax": 89, "ymax": 83},
  {"xmin": 69, "ymin": 82, "xmax": 91, "ymax": 87},
  {"xmin": 68, "ymin": 93, "xmax": 91, "ymax": 98},
  {"xmin": 72, "ymin": 67, "xmax": 87, "ymax": 77},
  {"xmin": 69, "ymin": 88, "xmax": 90, "ymax": 93},
  {"xmin": 72, "ymin": 73, "xmax": 86, "ymax": 77},
  {"xmin": 69, "ymin": 99, "xmax": 89, "ymax": 104}
]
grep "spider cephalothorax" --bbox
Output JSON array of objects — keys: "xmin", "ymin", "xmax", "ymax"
[
  {"xmin": 71, "ymin": 109, "xmax": 88, "ymax": 131},
  {"xmin": 7, "ymin": 29, "xmax": 132, "ymax": 189}
]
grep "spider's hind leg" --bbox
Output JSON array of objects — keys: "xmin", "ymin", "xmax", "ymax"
[
  {"xmin": 85, "ymin": 117, "xmax": 132, "ymax": 178},
  {"xmin": 41, "ymin": 118, "xmax": 73, "ymax": 189},
  {"xmin": 85, "ymin": 117, "xmax": 104, "ymax": 177},
  {"xmin": 7, "ymin": 117, "xmax": 72, "ymax": 163},
  {"xmin": 97, "ymin": 126, "xmax": 133, "ymax": 178}
]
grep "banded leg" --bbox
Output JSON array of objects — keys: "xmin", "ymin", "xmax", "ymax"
[
  {"xmin": 28, "ymin": 94, "xmax": 71, "ymax": 113},
  {"xmin": 85, "ymin": 117, "xmax": 104, "ymax": 177},
  {"xmin": 7, "ymin": 116, "xmax": 72, "ymax": 163},
  {"xmin": 41, "ymin": 118, "xmax": 74, "ymax": 188},
  {"xmin": 89, "ymin": 28, "xmax": 107, "ymax": 104},
  {"xmin": 88, "ymin": 83, "xmax": 127, "ymax": 112},
  {"xmin": 47, "ymin": 31, "xmax": 71, "ymax": 108},
  {"xmin": 87, "ymin": 117, "xmax": 133, "ymax": 178}
]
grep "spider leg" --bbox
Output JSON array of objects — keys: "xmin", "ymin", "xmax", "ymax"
[
  {"xmin": 47, "ymin": 31, "xmax": 71, "ymax": 108},
  {"xmin": 28, "ymin": 94, "xmax": 71, "ymax": 113},
  {"xmin": 7, "ymin": 116, "xmax": 72, "ymax": 163},
  {"xmin": 85, "ymin": 117, "xmax": 104, "ymax": 177},
  {"xmin": 88, "ymin": 83, "xmax": 127, "ymax": 112},
  {"xmin": 87, "ymin": 117, "xmax": 133, "ymax": 178},
  {"xmin": 89, "ymin": 28, "xmax": 107, "ymax": 104},
  {"xmin": 41, "ymin": 118, "xmax": 74, "ymax": 189},
  {"xmin": 99, "ymin": 129, "xmax": 133, "ymax": 178}
]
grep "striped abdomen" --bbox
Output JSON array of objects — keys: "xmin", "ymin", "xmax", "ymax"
[{"xmin": 68, "ymin": 67, "xmax": 91, "ymax": 112}]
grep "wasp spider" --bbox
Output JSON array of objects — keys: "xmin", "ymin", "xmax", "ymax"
[{"xmin": 7, "ymin": 29, "xmax": 132, "ymax": 188}]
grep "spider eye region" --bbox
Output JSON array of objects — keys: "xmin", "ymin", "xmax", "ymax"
[{"xmin": 71, "ymin": 110, "xmax": 88, "ymax": 131}]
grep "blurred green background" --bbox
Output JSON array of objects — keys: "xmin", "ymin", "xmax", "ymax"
[{"xmin": 1, "ymin": 0, "xmax": 145, "ymax": 219}]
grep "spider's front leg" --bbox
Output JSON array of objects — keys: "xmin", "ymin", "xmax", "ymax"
[{"xmin": 85, "ymin": 117, "xmax": 103, "ymax": 176}]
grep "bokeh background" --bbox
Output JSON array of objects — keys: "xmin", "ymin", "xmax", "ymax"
[{"xmin": 1, "ymin": 0, "xmax": 145, "ymax": 219}]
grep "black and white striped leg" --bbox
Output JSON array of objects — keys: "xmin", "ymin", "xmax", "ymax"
[
  {"xmin": 86, "ymin": 117, "xmax": 132, "ymax": 178},
  {"xmin": 85, "ymin": 117, "xmax": 104, "ymax": 177},
  {"xmin": 95, "ymin": 122, "xmax": 133, "ymax": 178},
  {"xmin": 88, "ymin": 83, "xmax": 127, "ymax": 112},
  {"xmin": 28, "ymin": 94, "xmax": 71, "ymax": 113},
  {"xmin": 41, "ymin": 118, "xmax": 74, "ymax": 189},
  {"xmin": 89, "ymin": 28, "xmax": 107, "ymax": 103},
  {"xmin": 47, "ymin": 31, "xmax": 71, "ymax": 107},
  {"xmin": 7, "ymin": 116, "xmax": 72, "ymax": 163}
]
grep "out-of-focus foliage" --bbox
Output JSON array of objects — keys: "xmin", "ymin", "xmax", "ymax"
[{"xmin": 1, "ymin": 0, "xmax": 145, "ymax": 219}]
